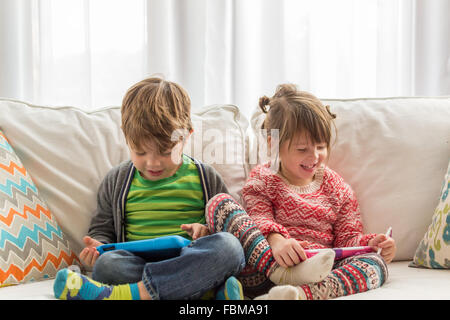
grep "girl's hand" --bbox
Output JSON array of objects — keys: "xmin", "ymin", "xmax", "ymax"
[
  {"xmin": 267, "ymin": 233, "xmax": 308, "ymax": 268},
  {"xmin": 369, "ymin": 234, "xmax": 396, "ymax": 263},
  {"xmin": 180, "ymin": 223, "xmax": 210, "ymax": 240},
  {"xmin": 79, "ymin": 236, "xmax": 103, "ymax": 267}
]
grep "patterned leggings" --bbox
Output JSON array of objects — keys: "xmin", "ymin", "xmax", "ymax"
[
  {"xmin": 205, "ymin": 193, "xmax": 389, "ymax": 299},
  {"xmin": 205, "ymin": 193, "xmax": 279, "ymax": 278},
  {"xmin": 299, "ymin": 252, "xmax": 388, "ymax": 300}
]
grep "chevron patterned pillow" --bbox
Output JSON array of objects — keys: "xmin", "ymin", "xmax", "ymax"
[{"xmin": 0, "ymin": 131, "xmax": 80, "ymax": 286}]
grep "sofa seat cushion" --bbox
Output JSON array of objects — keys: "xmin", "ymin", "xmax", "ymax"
[
  {"xmin": 336, "ymin": 261, "xmax": 450, "ymax": 299},
  {"xmin": 0, "ymin": 277, "xmax": 55, "ymax": 299},
  {"xmin": 0, "ymin": 261, "xmax": 448, "ymax": 300}
]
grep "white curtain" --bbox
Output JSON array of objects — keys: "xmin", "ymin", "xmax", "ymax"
[{"xmin": 0, "ymin": 0, "xmax": 449, "ymax": 117}]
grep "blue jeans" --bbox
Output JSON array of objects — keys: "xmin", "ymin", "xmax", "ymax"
[{"xmin": 92, "ymin": 232, "xmax": 245, "ymax": 300}]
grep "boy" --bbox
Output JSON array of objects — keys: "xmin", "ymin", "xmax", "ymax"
[{"xmin": 53, "ymin": 77, "xmax": 245, "ymax": 300}]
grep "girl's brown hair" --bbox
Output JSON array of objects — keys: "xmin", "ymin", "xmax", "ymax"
[
  {"xmin": 121, "ymin": 77, "xmax": 193, "ymax": 153},
  {"xmin": 259, "ymin": 83, "xmax": 336, "ymax": 152}
]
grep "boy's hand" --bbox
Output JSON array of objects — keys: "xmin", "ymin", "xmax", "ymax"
[
  {"xmin": 267, "ymin": 233, "xmax": 308, "ymax": 268},
  {"xmin": 180, "ymin": 223, "xmax": 210, "ymax": 240},
  {"xmin": 369, "ymin": 234, "xmax": 396, "ymax": 263},
  {"xmin": 79, "ymin": 236, "xmax": 103, "ymax": 268}
]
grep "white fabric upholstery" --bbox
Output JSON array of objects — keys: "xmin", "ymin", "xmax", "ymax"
[
  {"xmin": 0, "ymin": 261, "xmax": 448, "ymax": 300},
  {"xmin": 0, "ymin": 279, "xmax": 55, "ymax": 300},
  {"xmin": 337, "ymin": 261, "xmax": 450, "ymax": 300}
]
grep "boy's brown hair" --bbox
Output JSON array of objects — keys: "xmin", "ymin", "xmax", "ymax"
[
  {"xmin": 121, "ymin": 77, "xmax": 193, "ymax": 153},
  {"xmin": 259, "ymin": 83, "xmax": 336, "ymax": 153}
]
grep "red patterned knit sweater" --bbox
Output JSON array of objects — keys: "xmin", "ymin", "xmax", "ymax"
[{"xmin": 242, "ymin": 163, "xmax": 376, "ymax": 250}]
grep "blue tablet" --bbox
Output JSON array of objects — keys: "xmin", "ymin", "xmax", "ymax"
[{"xmin": 96, "ymin": 235, "xmax": 191, "ymax": 260}]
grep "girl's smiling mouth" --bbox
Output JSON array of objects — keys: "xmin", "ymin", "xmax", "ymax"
[{"xmin": 300, "ymin": 163, "xmax": 317, "ymax": 172}]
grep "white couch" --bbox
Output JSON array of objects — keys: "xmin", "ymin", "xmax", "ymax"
[{"xmin": 0, "ymin": 96, "xmax": 449, "ymax": 300}]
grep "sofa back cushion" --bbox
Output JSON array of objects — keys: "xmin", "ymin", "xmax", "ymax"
[
  {"xmin": 250, "ymin": 97, "xmax": 450, "ymax": 261},
  {"xmin": 185, "ymin": 104, "xmax": 249, "ymax": 203},
  {"xmin": 0, "ymin": 99, "xmax": 249, "ymax": 254}
]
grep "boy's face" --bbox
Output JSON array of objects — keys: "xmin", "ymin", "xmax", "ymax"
[{"xmin": 129, "ymin": 139, "xmax": 184, "ymax": 181}]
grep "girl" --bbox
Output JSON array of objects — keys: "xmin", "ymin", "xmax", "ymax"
[
  {"xmin": 244, "ymin": 84, "xmax": 396, "ymax": 299},
  {"xmin": 216, "ymin": 84, "xmax": 396, "ymax": 299}
]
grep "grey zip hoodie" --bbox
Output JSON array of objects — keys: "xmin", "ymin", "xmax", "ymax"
[{"xmin": 87, "ymin": 156, "xmax": 229, "ymax": 244}]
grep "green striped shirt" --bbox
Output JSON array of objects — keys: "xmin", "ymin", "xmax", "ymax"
[{"xmin": 125, "ymin": 155, "xmax": 205, "ymax": 241}]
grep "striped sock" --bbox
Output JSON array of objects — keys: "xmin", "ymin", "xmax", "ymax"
[
  {"xmin": 206, "ymin": 193, "xmax": 277, "ymax": 277},
  {"xmin": 53, "ymin": 269, "xmax": 141, "ymax": 300},
  {"xmin": 216, "ymin": 276, "xmax": 244, "ymax": 300}
]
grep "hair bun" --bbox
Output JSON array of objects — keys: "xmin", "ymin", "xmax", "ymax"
[
  {"xmin": 259, "ymin": 96, "xmax": 271, "ymax": 113},
  {"xmin": 325, "ymin": 105, "xmax": 336, "ymax": 119},
  {"xmin": 274, "ymin": 83, "xmax": 298, "ymax": 98}
]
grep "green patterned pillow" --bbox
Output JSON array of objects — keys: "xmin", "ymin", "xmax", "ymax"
[{"xmin": 410, "ymin": 160, "xmax": 450, "ymax": 268}]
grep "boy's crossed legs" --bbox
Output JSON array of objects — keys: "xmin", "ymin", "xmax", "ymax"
[{"xmin": 54, "ymin": 232, "xmax": 245, "ymax": 300}]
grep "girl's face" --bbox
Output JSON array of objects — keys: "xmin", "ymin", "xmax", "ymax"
[{"xmin": 278, "ymin": 131, "xmax": 328, "ymax": 186}]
